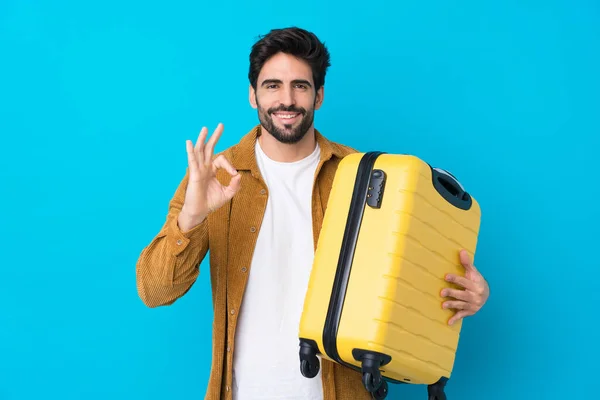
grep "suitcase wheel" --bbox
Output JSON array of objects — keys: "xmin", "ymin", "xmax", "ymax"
[
  {"xmin": 363, "ymin": 371, "xmax": 388, "ymax": 399},
  {"xmin": 300, "ymin": 358, "xmax": 320, "ymax": 379},
  {"xmin": 428, "ymin": 395, "xmax": 446, "ymax": 400},
  {"xmin": 299, "ymin": 340, "xmax": 320, "ymax": 379},
  {"xmin": 428, "ymin": 393, "xmax": 447, "ymax": 400},
  {"xmin": 357, "ymin": 351, "xmax": 390, "ymax": 399},
  {"xmin": 362, "ymin": 371, "xmax": 383, "ymax": 392},
  {"xmin": 369, "ymin": 377, "xmax": 388, "ymax": 400},
  {"xmin": 427, "ymin": 377, "xmax": 448, "ymax": 400}
]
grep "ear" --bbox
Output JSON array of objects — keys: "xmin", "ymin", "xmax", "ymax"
[
  {"xmin": 314, "ymin": 86, "xmax": 324, "ymax": 110},
  {"xmin": 249, "ymin": 84, "xmax": 257, "ymax": 109}
]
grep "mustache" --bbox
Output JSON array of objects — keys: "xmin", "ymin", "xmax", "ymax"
[{"xmin": 268, "ymin": 105, "xmax": 306, "ymax": 115}]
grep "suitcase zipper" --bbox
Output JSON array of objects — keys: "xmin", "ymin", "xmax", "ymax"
[{"xmin": 322, "ymin": 151, "xmax": 383, "ymax": 367}]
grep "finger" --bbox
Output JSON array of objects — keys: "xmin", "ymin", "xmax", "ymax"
[
  {"xmin": 186, "ymin": 140, "xmax": 200, "ymax": 177},
  {"xmin": 194, "ymin": 127, "xmax": 209, "ymax": 164},
  {"xmin": 448, "ymin": 310, "xmax": 471, "ymax": 326},
  {"xmin": 445, "ymin": 273, "xmax": 478, "ymax": 292},
  {"xmin": 223, "ymin": 173, "xmax": 242, "ymax": 200},
  {"xmin": 204, "ymin": 123, "xmax": 224, "ymax": 165},
  {"xmin": 460, "ymin": 249, "xmax": 477, "ymax": 272},
  {"xmin": 442, "ymin": 300, "xmax": 470, "ymax": 311},
  {"xmin": 212, "ymin": 154, "xmax": 238, "ymax": 176},
  {"xmin": 441, "ymin": 288, "xmax": 472, "ymax": 302}
]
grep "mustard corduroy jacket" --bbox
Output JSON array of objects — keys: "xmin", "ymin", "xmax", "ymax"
[{"xmin": 136, "ymin": 124, "xmax": 374, "ymax": 399}]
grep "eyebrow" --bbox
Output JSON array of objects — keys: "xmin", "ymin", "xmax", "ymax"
[{"xmin": 260, "ymin": 79, "xmax": 313, "ymax": 88}]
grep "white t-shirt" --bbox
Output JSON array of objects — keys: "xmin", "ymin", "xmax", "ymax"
[{"xmin": 232, "ymin": 139, "xmax": 323, "ymax": 400}]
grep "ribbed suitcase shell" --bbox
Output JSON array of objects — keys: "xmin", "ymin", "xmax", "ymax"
[{"xmin": 298, "ymin": 152, "xmax": 481, "ymax": 399}]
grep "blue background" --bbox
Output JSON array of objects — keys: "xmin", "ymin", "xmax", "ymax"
[{"xmin": 1, "ymin": 1, "xmax": 597, "ymax": 399}]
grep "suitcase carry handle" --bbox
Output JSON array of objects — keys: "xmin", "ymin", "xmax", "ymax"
[{"xmin": 431, "ymin": 167, "xmax": 473, "ymax": 210}]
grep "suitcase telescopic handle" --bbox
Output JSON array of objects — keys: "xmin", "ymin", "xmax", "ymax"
[{"xmin": 431, "ymin": 167, "xmax": 473, "ymax": 210}]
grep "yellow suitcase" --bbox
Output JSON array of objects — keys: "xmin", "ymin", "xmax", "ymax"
[{"xmin": 298, "ymin": 152, "xmax": 481, "ymax": 400}]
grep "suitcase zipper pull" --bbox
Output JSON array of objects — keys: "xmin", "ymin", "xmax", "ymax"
[{"xmin": 366, "ymin": 169, "xmax": 386, "ymax": 209}]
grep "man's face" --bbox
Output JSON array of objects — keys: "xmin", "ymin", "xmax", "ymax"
[{"xmin": 250, "ymin": 52, "xmax": 323, "ymax": 144}]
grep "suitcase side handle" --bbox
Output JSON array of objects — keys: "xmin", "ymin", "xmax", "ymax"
[{"xmin": 431, "ymin": 167, "xmax": 473, "ymax": 210}]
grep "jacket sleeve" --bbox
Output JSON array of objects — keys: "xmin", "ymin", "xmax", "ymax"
[{"xmin": 136, "ymin": 171, "xmax": 209, "ymax": 308}]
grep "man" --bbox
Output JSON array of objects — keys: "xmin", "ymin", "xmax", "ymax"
[{"xmin": 136, "ymin": 27, "xmax": 490, "ymax": 400}]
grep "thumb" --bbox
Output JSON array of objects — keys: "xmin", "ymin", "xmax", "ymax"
[
  {"xmin": 459, "ymin": 249, "xmax": 476, "ymax": 271},
  {"xmin": 223, "ymin": 173, "xmax": 242, "ymax": 200}
]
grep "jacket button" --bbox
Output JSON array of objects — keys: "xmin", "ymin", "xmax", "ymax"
[
  {"xmin": 260, "ymin": 189, "xmax": 266, "ymax": 195},
  {"xmin": 250, "ymin": 226, "xmax": 256, "ymax": 232},
  {"xmin": 230, "ymin": 309, "xmax": 235, "ymax": 315},
  {"xmin": 241, "ymin": 267, "xmax": 247, "ymax": 272},
  {"xmin": 176, "ymin": 239, "xmax": 182, "ymax": 245}
]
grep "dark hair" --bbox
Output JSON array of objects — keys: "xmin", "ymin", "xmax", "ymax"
[{"xmin": 248, "ymin": 27, "xmax": 331, "ymax": 91}]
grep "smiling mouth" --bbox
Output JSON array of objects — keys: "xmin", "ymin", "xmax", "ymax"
[{"xmin": 272, "ymin": 112, "xmax": 301, "ymax": 123}]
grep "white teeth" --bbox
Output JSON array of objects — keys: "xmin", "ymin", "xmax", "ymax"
[{"xmin": 276, "ymin": 114, "xmax": 297, "ymax": 119}]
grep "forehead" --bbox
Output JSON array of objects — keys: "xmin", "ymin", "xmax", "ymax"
[{"xmin": 258, "ymin": 52, "xmax": 313, "ymax": 84}]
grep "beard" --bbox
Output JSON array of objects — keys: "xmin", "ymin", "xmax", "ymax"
[{"xmin": 256, "ymin": 99, "xmax": 315, "ymax": 144}]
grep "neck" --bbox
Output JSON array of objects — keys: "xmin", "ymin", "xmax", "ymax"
[{"xmin": 258, "ymin": 126, "xmax": 317, "ymax": 162}]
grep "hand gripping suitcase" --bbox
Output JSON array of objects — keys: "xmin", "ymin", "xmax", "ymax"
[{"xmin": 298, "ymin": 152, "xmax": 481, "ymax": 400}]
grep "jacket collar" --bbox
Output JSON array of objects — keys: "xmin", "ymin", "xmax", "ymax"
[{"xmin": 230, "ymin": 124, "xmax": 345, "ymax": 172}]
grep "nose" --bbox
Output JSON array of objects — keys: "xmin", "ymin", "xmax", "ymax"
[{"xmin": 279, "ymin": 86, "xmax": 295, "ymax": 107}]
